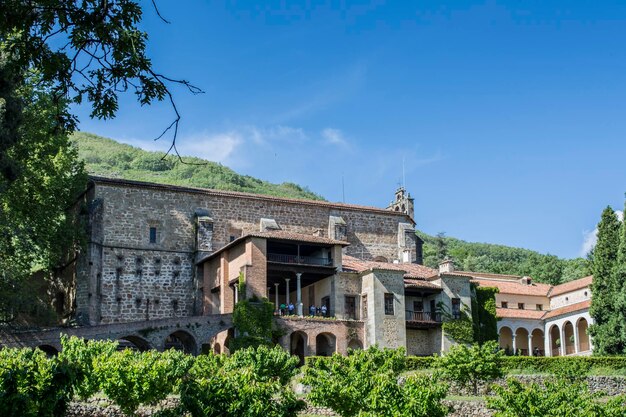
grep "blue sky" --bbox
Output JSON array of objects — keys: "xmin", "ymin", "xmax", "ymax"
[{"xmin": 75, "ymin": 1, "xmax": 626, "ymax": 259}]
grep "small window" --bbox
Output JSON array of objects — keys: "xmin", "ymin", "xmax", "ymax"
[
  {"xmin": 362, "ymin": 295, "xmax": 368, "ymax": 319},
  {"xmin": 384, "ymin": 293, "xmax": 394, "ymax": 315},
  {"xmin": 536, "ymin": 304, "xmax": 543, "ymax": 311},
  {"xmin": 229, "ymin": 235, "xmax": 236, "ymax": 242},
  {"xmin": 149, "ymin": 227, "xmax": 157, "ymax": 244},
  {"xmin": 501, "ymin": 302, "xmax": 508, "ymax": 309},
  {"xmin": 451, "ymin": 298, "xmax": 461, "ymax": 319},
  {"xmin": 518, "ymin": 303, "xmax": 525, "ymax": 310},
  {"xmin": 345, "ymin": 296, "xmax": 357, "ymax": 320},
  {"xmin": 413, "ymin": 300, "xmax": 424, "ymax": 312}
]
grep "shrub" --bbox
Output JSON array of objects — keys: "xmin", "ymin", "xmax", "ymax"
[
  {"xmin": 303, "ymin": 346, "xmax": 448, "ymax": 417},
  {"xmin": 94, "ymin": 348, "xmax": 193, "ymax": 416},
  {"xmin": 177, "ymin": 346, "xmax": 304, "ymax": 417},
  {"xmin": 487, "ymin": 377, "xmax": 626, "ymax": 417},
  {"xmin": 0, "ymin": 347, "xmax": 77, "ymax": 417},
  {"xmin": 58, "ymin": 335, "xmax": 118, "ymax": 400},
  {"xmin": 436, "ymin": 340, "xmax": 504, "ymax": 395}
]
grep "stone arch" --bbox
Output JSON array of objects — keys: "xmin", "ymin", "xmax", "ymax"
[
  {"xmin": 118, "ymin": 335, "xmax": 152, "ymax": 351},
  {"xmin": 577, "ymin": 317, "xmax": 590, "ymax": 353},
  {"xmin": 290, "ymin": 331, "xmax": 307, "ymax": 365},
  {"xmin": 563, "ymin": 321, "xmax": 575, "ymax": 355},
  {"xmin": 530, "ymin": 329, "xmax": 544, "ymax": 356},
  {"xmin": 164, "ymin": 330, "xmax": 197, "ymax": 354},
  {"xmin": 515, "ymin": 327, "xmax": 530, "ymax": 356},
  {"xmin": 36, "ymin": 345, "xmax": 59, "ymax": 357},
  {"xmin": 316, "ymin": 332, "xmax": 336, "ymax": 356},
  {"xmin": 373, "ymin": 256, "xmax": 389, "ymax": 263},
  {"xmin": 347, "ymin": 339, "xmax": 363, "ymax": 351},
  {"xmin": 549, "ymin": 324, "xmax": 561, "ymax": 356},
  {"xmin": 498, "ymin": 326, "xmax": 513, "ymax": 354}
]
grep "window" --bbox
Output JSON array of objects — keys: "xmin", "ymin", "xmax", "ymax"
[
  {"xmin": 149, "ymin": 227, "xmax": 157, "ymax": 244},
  {"xmin": 451, "ymin": 298, "xmax": 461, "ymax": 319},
  {"xmin": 501, "ymin": 301, "xmax": 508, "ymax": 309},
  {"xmin": 536, "ymin": 304, "xmax": 543, "ymax": 311},
  {"xmin": 518, "ymin": 303, "xmax": 525, "ymax": 310},
  {"xmin": 413, "ymin": 300, "xmax": 424, "ymax": 312},
  {"xmin": 345, "ymin": 296, "xmax": 357, "ymax": 320},
  {"xmin": 384, "ymin": 293, "xmax": 394, "ymax": 315}
]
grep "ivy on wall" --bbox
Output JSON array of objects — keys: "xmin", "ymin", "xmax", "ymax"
[{"xmin": 471, "ymin": 285, "xmax": 499, "ymax": 345}]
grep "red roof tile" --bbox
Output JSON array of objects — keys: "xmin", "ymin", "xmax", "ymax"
[
  {"xmin": 404, "ymin": 278, "xmax": 442, "ymax": 290},
  {"xmin": 342, "ymin": 255, "xmax": 436, "ymax": 279},
  {"xmin": 249, "ymin": 230, "xmax": 349, "ymax": 246},
  {"xmin": 549, "ymin": 276, "xmax": 593, "ymax": 297},
  {"xmin": 543, "ymin": 300, "xmax": 591, "ymax": 320},
  {"xmin": 496, "ymin": 308, "xmax": 546, "ymax": 320},
  {"xmin": 473, "ymin": 278, "xmax": 551, "ymax": 297}
]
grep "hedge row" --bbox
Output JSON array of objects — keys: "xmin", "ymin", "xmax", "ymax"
[{"xmin": 309, "ymin": 355, "xmax": 626, "ymax": 372}]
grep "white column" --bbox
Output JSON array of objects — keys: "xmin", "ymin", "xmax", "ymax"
[
  {"xmin": 512, "ymin": 333, "xmax": 517, "ymax": 354},
  {"xmin": 296, "ymin": 273, "xmax": 303, "ymax": 316},
  {"xmin": 544, "ymin": 328, "xmax": 551, "ymax": 357},
  {"xmin": 285, "ymin": 278, "xmax": 290, "ymax": 306},
  {"xmin": 274, "ymin": 283, "xmax": 280, "ymax": 309},
  {"xmin": 560, "ymin": 326, "xmax": 566, "ymax": 356},
  {"xmin": 574, "ymin": 323, "xmax": 580, "ymax": 354},
  {"xmin": 234, "ymin": 285, "xmax": 239, "ymax": 304},
  {"xmin": 528, "ymin": 333, "xmax": 534, "ymax": 356}
]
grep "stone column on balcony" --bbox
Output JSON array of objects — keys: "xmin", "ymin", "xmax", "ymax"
[
  {"xmin": 296, "ymin": 272, "xmax": 303, "ymax": 316},
  {"xmin": 528, "ymin": 333, "xmax": 534, "ymax": 356},
  {"xmin": 574, "ymin": 323, "xmax": 580, "ymax": 354},
  {"xmin": 285, "ymin": 278, "xmax": 290, "ymax": 306},
  {"xmin": 512, "ymin": 333, "xmax": 517, "ymax": 354},
  {"xmin": 560, "ymin": 326, "xmax": 566, "ymax": 356},
  {"xmin": 274, "ymin": 283, "xmax": 280, "ymax": 310}
]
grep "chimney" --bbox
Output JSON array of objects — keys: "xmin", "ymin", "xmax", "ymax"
[
  {"xmin": 402, "ymin": 249, "xmax": 411, "ymax": 263},
  {"xmin": 439, "ymin": 257, "xmax": 455, "ymax": 274},
  {"xmin": 520, "ymin": 276, "xmax": 532, "ymax": 285}
]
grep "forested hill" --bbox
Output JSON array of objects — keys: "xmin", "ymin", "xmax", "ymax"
[
  {"xmin": 73, "ymin": 132, "xmax": 587, "ymax": 285},
  {"xmin": 417, "ymin": 231, "xmax": 590, "ymax": 285},
  {"xmin": 72, "ymin": 132, "xmax": 324, "ymax": 200}
]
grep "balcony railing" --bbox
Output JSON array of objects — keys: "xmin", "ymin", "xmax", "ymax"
[
  {"xmin": 405, "ymin": 310, "xmax": 442, "ymax": 323},
  {"xmin": 267, "ymin": 253, "xmax": 333, "ymax": 266}
]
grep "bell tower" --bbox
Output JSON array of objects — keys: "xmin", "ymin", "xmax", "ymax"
[{"xmin": 387, "ymin": 187, "xmax": 414, "ymax": 220}]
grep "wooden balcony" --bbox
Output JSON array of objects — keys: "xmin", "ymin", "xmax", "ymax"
[
  {"xmin": 267, "ymin": 252, "xmax": 333, "ymax": 266},
  {"xmin": 405, "ymin": 310, "xmax": 442, "ymax": 329}
]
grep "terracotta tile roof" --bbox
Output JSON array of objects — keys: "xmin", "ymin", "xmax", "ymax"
[
  {"xmin": 473, "ymin": 278, "xmax": 551, "ymax": 297},
  {"xmin": 496, "ymin": 308, "xmax": 546, "ymax": 320},
  {"xmin": 248, "ymin": 230, "xmax": 349, "ymax": 246},
  {"xmin": 404, "ymin": 278, "xmax": 442, "ymax": 290},
  {"xmin": 549, "ymin": 276, "xmax": 593, "ymax": 297},
  {"xmin": 90, "ymin": 176, "xmax": 414, "ymax": 223},
  {"xmin": 543, "ymin": 300, "xmax": 591, "ymax": 320},
  {"xmin": 342, "ymin": 255, "xmax": 437, "ymax": 279},
  {"xmin": 458, "ymin": 271, "xmax": 523, "ymax": 280}
]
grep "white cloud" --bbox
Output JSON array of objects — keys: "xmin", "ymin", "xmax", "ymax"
[
  {"xmin": 176, "ymin": 132, "xmax": 243, "ymax": 164},
  {"xmin": 580, "ymin": 210, "xmax": 623, "ymax": 257},
  {"xmin": 322, "ymin": 128, "xmax": 349, "ymax": 147}
]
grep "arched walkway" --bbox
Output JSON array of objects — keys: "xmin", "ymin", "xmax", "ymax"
[
  {"xmin": 118, "ymin": 335, "xmax": 152, "ymax": 351},
  {"xmin": 316, "ymin": 333, "xmax": 336, "ymax": 356},
  {"xmin": 515, "ymin": 328, "xmax": 529, "ymax": 356},
  {"xmin": 290, "ymin": 331, "xmax": 307, "ymax": 365},
  {"xmin": 37, "ymin": 345, "xmax": 59, "ymax": 357},
  {"xmin": 499, "ymin": 327, "xmax": 513, "ymax": 354},
  {"xmin": 347, "ymin": 339, "xmax": 363, "ymax": 350},
  {"xmin": 577, "ymin": 318, "xmax": 590, "ymax": 353},
  {"xmin": 164, "ymin": 330, "xmax": 197, "ymax": 354},
  {"xmin": 549, "ymin": 325, "xmax": 560, "ymax": 356},
  {"xmin": 530, "ymin": 329, "xmax": 544, "ymax": 356},
  {"xmin": 563, "ymin": 321, "xmax": 575, "ymax": 355}
]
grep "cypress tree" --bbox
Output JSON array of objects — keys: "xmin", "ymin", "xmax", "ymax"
[
  {"xmin": 612, "ymin": 203, "xmax": 626, "ymax": 354},
  {"xmin": 589, "ymin": 207, "xmax": 621, "ymax": 355}
]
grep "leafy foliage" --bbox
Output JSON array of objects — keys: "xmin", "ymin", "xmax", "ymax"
[
  {"xmin": 231, "ymin": 298, "xmax": 275, "ymax": 352},
  {"xmin": 93, "ymin": 348, "xmax": 193, "ymax": 416},
  {"xmin": 73, "ymin": 132, "xmax": 324, "ymax": 200},
  {"xmin": 418, "ymin": 231, "xmax": 590, "ymax": 285},
  {"xmin": 589, "ymin": 206, "xmax": 625, "ymax": 355},
  {"xmin": 176, "ymin": 346, "xmax": 304, "ymax": 417},
  {"xmin": 0, "ymin": 347, "xmax": 77, "ymax": 417},
  {"xmin": 58, "ymin": 335, "xmax": 118, "ymax": 400},
  {"xmin": 302, "ymin": 346, "xmax": 448, "ymax": 417},
  {"xmin": 471, "ymin": 285, "xmax": 499, "ymax": 344},
  {"xmin": 487, "ymin": 377, "xmax": 626, "ymax": 417},
  {"xmin": 436, "ymin": 341, "xmax": 504, "ymax": 395}
]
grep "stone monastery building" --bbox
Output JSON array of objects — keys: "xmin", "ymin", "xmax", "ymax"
[{"xmin": 1, "ymin": 177, "xmax": 595, "ymax": 358}]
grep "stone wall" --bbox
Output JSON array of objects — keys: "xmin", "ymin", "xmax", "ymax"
[{"xmin": 81, "ymin": 178, "xmax": 415, "ymax": 324}]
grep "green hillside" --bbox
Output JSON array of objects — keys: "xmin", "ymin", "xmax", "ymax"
[
  {"xmin": 73, "ymin": 132, "xmax": 588, "ymax": 285},
  {"xmin": 417, "ymin": 231, "xmax": 590, "ymax": 285},
  {"xmin": 72, "ymin": 132, "xmax": 324, "ymax": 200}
]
